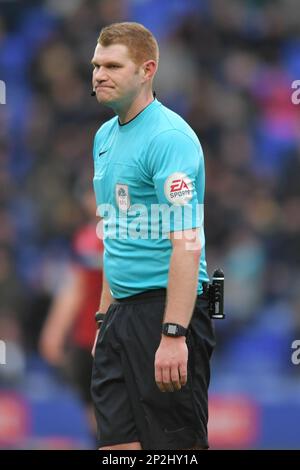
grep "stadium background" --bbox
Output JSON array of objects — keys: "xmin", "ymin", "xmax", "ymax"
[{"xmin": 1, "ymin": 0, "xmax": 300, "ymax": 449}]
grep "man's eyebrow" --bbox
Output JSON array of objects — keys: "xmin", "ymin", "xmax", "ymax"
[{"xmin": 91, "ymin": 59, "xmax": 123, "ymax": 66}]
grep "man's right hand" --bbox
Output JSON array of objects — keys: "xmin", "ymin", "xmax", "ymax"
[{"xmin": 91, "ymin": 328, "xmax": 100, "ymax": 358}]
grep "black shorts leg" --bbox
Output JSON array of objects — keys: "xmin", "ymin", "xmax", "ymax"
[
  {"xmin": 91, "ymin": 305, "xmax": 139, "ymax": 447},
  {"xmin": 91, "ymin": 293, "xmax": 215, "ymax": 450}
]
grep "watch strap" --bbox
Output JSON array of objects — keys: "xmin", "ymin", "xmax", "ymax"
[{"xmin": 162, "ymin": 323, "xmax": 187, "ymax": 337}]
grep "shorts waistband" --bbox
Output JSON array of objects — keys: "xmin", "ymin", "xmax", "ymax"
[{"xmin": 114, "ymin": 283, "xmax": 209, "ymax": 304}]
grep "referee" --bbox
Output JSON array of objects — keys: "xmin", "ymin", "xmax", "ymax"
[{"xmin": 90, "ymin": 22, "xmax": 215, "ymax": 450}]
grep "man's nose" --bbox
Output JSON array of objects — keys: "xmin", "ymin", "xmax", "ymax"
[{"xmin": 95, "ymin": 67, "xmax": 108, "ymax": 82}]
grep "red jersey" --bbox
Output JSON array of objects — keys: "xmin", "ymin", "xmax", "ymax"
[{"xmin": 71, "ymin": 223, "xmax": 103, "ymax": 349}]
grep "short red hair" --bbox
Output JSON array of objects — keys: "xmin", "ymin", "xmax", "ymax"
[{"xmin": 98, "ymin": 22, "xmax": 159, "ymax": 66}]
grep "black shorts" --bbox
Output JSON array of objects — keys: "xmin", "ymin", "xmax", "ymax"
[{"xmin": 91, "ymin": 289, "xmax": 216, "ymax": 450}]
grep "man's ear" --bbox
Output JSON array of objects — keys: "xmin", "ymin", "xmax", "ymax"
[{"xmin": 142, "ymin": 60, "xmax": 157, "ymax": 80}]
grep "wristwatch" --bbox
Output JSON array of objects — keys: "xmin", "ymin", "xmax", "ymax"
[
  {"xmin": 95, "ymin": 311, "xmax": 106, "ymax": 329},
  {"xmin": 162, "ymin": 323, "xmax": 187, "ymax": 337}
]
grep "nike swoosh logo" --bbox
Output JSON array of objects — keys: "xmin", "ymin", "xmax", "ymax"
[{"xmin": 98, "ymin": 150, "xmax": 108, "ymax": 157}]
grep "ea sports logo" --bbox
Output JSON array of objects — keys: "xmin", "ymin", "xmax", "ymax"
[
  {"xmin": 164, "ymin": 172, "xmax": 193, "ymax": 205},
  {"xmin": 170, "ymin": 179, "xmax": 189, "ymax": 192}
]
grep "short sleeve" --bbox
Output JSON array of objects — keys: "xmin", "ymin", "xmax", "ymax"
[{"xmin": 146, "ymin": 130, "xmax": 204, "ymax": 232}]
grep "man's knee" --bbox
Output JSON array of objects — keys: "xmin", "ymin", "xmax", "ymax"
[{"xmin": 99, "ymin": 441, "xmax": 142, "ymax": 450}]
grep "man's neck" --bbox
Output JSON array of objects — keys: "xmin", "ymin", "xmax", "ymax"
[{"xmin": 115, "ymin": 90, "xmax": 155, "ymax": 124}]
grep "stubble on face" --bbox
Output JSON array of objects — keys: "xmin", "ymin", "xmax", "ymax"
[{"xmin": 92, "ymin": 44, "xmax": 142, "ymax": 106}]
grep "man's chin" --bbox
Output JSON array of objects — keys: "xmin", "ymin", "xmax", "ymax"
[{"xmin": 97, "ymin": 95, "xmax": 117, "ymax": 108}]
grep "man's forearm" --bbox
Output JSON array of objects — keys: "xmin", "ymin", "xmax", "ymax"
[
  {"xmin": 99, "ymin": 271, "xmax": 114, "ymax": 312},
  {"xmin": 163, "ymin": 246, "xmax": 201, "ymax": 328}
]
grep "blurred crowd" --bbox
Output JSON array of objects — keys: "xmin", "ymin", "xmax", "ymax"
[{"xmin": 1, "ymin": 0, "xmax": 300, "ymax": 388}]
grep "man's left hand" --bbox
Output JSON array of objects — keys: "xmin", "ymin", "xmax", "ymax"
[{"xmin": 154, "ymin": 336, "xmax": 188, "ymax": 392}]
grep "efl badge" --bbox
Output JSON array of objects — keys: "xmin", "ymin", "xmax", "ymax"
[
  {"xmin": 164, "ymin": 172, "xmax": 193, "ymax": 205},
  {"xmin": 116, "ymin": 184, "xmax": 131, "ymax": 211}
]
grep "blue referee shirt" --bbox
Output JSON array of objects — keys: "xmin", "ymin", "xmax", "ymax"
[{"xmin": 93, "ymin": 99, "xmax": 209, "ymax": 298}]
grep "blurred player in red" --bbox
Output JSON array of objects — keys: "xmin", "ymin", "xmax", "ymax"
[{"xmin": 40, "ymin": 187, "xmax": 103, "ymax": 433}]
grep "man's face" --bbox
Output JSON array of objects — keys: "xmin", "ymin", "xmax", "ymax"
[{"xmin": 91, "ymin": 43, "xmax": 143, "ymax": 106}]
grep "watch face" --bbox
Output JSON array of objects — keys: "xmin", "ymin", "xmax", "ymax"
[
  {"xmin": 167, "ymin": 324, "xmax": 178, "ymax": 335},
  {"xmin": 162, "ymin": 323, "xmax": 186, "ymax": 337}
]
